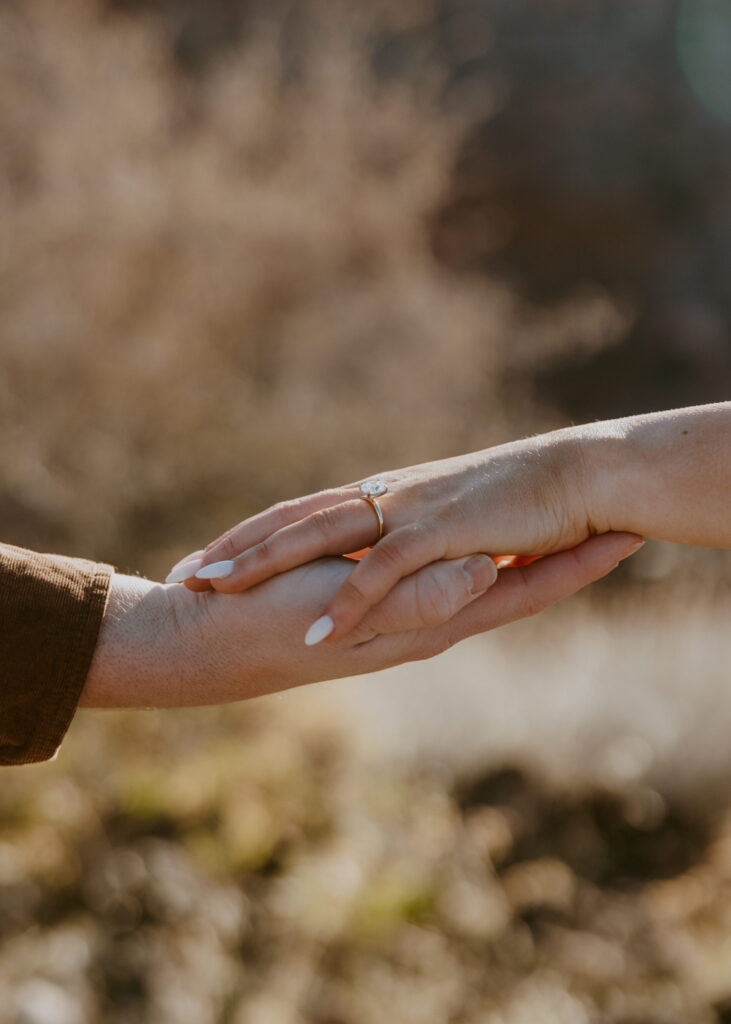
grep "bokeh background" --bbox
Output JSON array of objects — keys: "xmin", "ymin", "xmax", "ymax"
[{"xmin": 1, "ymin": 1, "xmax": 731, "ymax": 1021}]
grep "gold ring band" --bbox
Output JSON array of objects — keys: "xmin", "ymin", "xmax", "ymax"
[
  {"xmin": 359, "ymin": 479, "xmax": 388, "ymax": 543},
  {"xmin": 360, "ymin": 494, "xmax": 385, "ymax": 542}
]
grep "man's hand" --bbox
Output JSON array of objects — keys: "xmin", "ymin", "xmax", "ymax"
[{"xmin": 81, "ymin": 532, "xmax": 641, "ymax": 709}]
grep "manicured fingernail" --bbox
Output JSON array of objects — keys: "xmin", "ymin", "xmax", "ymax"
[
  {"xmin": 195, "ymin": 560, "xmax": 236, "ymax": 580},
  {"xmin": 620, "ymin": 538, "xmax": 645, "ymax": 560},
  {"xmin": 170, "ymin": 549, "xmax": 204, "ymax": 571},
  {"xmin": 165, "ymin": 558, "xmax": 204, "ymax": 584},
  {"xmin": 464, "ymin": 555, "xmax": 497, "ymax": 594},
  {"xmin": 305, "ymin": 615, "xmax": 334, "ymax": 647},
  {"xmin": 496, "ymin": 557, "xmax": 513, "ymax": 569}
]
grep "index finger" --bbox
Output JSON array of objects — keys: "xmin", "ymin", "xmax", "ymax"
[
  {"xmin": 202, "ymin": 487, "xmax": 357, "ymax": 565},
  {"xmin": 182, "ymin": 487, "xmax": 357, "ymax": 590},
  {"xmin": 200, "ymin": 498, "xmax": 385, "ymax": 594}
]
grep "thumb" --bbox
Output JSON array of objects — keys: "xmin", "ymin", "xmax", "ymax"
[{"xmin": 350, "ymin": 554, "xmax": 497, "ymax": 642}]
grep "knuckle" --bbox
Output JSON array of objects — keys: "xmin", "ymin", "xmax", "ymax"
[
  {"xmin": 350, "ymin": 622, "xmax": 379, "ymax": 645},
  {"xmin": 310, "ymin": 504, "xmax": 344, "ymax": 540},
  {"xmin": 424, "ymin": 511, "xmax": 453, "ymax": 545},
  {"xmin": 205, "ymin": 529, "xmax": 230, "ymax": 555},
  {"xmin": 270, "ymin": 500, "xmax": 293, "ymax": 525},
  {"xmin": 339, "ymin": 574, "xmax": 370, "ymax": 607},
  {"xmin": 373, "ymin": 538, "xmax": 407, "ymax": 572},
  {"xmin": 271, "ymin": 496, "xmax": 313, "ymax": 529},
  {"xmin": 403, "ymin": 519, "xmax": 431, "ymax": 548},
  {"xmin": 252, "ymin": 537, "xmax": 274, "ymax": 565},
  {"xmin": 217, "ymin": 533, "xmax": 240, "ymax": 560},
  {"xmin": 432, "ymin": 505, "xmax": 460, "ymax": 536},
  {"xmin": 415, "ymin": 572, "xmax": 461, "ymax": 627}
]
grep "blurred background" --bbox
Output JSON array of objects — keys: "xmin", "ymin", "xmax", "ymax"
[{"xmin": 1, "ymin": 1, "xmax": 730, "ymax": 1021}]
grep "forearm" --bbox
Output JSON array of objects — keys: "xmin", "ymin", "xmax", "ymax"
[{"xmin": 579, "ymin": 402, "xmax": 731, "ymax": 547}]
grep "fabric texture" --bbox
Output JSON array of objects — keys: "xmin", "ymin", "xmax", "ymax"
[{"xmin": 0, "ymin": 543, "xmax": 112, "ymax": 766}]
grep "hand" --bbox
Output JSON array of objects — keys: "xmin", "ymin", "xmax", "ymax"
[
  {"xmin": 83, "ymin": 532, "xmax": 641, "ymax": 708},
  {"xmin": 170, "ymin": 402, "xmax": 729, "ymax": 643},
  {"xmin": 172, "ymin": 429, "xmax": 594, "ymax": 641},
  {"xmin": 84, "ymin": 552, "xmax": 496, "ymax": 706}
]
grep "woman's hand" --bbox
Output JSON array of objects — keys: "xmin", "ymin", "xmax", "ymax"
[
  {"xmin": 165, "ymin": 402, "xmax": 730, "ymax": 644},
  {"xmin": 168, "ymin": 428, "xmax": 596, "ymax": 642}
]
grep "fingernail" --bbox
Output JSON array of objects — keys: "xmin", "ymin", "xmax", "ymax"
[
  {"xmin": 305, "ymin": 615, "xmax": 334, "ymax": 647},
  {"xmin": 195, "ymin": 559, "xmax": 236, "ymax": 580},
  {"xmin": 464, "ymin": 555, "xmax": 497, "ymax": 594},
  {"xmin": 620, "ymin": 537, "xmax": 645, "ymax": 560},
  {"xmin": 495, "ymin": 557, "xmax": 513, "ymax": 569},
  {"xmin": 165, "ymin": 558, "xmax": 204, "ymax": 584},
  {"xmin": 169, "ymin": 549, "xmax": 204, "ymax": 572}
]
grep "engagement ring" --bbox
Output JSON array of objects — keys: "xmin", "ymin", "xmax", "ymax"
[{"xmin": 359, "ymin": 480, "xmax": 388, "ymax": 541}]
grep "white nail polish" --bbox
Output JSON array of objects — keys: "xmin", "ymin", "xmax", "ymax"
[
  {"xmin": 169, "ymin": 549, "xmax": 205, "ymax": 573},
  {"xmin": 165, "ymin": 558, "xmax": 204, "ymax": 584},
  {"xmin": 195, "ymin": 560, "xmax": 236, "ymax": 580},
  {"xmin": 305, "ymin": 615, "xmax": 334, "ymax": 647}
]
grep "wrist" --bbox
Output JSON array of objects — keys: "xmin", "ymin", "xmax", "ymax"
[
  {"xmin": 572, "ymin": 419, "xmax": 642, "ymax": 536},
  {"xmin": 81, "ymin": 573, "xmax": 191, "ymax": 708},
  {"xmin": 509, "ymin": 427, "xmax": 604, "ymax": 546}
]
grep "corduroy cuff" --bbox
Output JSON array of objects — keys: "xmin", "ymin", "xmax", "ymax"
[{"xmin": 0, "ymin": 543, "xmax": 113, "ymax": 765}]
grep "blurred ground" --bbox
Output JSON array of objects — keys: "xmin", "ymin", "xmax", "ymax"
[
  {"xmin": 3, "ymin": 600, "xmax": 731, "ymax": 1024},
  {"xmin": 1, "ymin": 1, "xmax": 730, "ymax": 1021}
]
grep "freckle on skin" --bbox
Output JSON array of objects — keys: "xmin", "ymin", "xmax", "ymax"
[{"xmin": 682, "ymin": 430, "xmax": 688, "ymax": 435}]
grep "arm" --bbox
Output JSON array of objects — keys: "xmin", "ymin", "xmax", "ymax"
[
  {"xmin": 581, "ymin": 402, "xmax": 731, "ymax": 547},
  {"xmin": 177, "ymin": 402, "xmax": 729, "ymax": 641}
]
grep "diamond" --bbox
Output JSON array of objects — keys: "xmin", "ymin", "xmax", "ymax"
[{"xmin": 360, "ymin": 479, "xmax": 388, "ymax": 498}]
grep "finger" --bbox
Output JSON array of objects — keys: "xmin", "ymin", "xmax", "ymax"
[
  {"xmin": 183, "ymin": 575, "xmax": 215, "ymax": 593},
  {"xmin": 198, "ymin": 499, "xmax": 386, "ymax": 593},
  {"xmin": 429, "ymin": 532, "xmax": 644, "ymax": 649},
  {"xmin": 177, "ymin": 489, "xmax": 357, "ymax": 591},
  {"xmin": 169, "ymin": 548, "xmax": 205, "ymax": 573},
  {"xmin": 164, "ymin": 549, "xmax": 215, "ymax": 592},
  {"xmin": 165, "ymin": 549, "xmax": 205, "ymax": 585},
  {"xmin": 199, "ymin": 488, "xmax": 357, "ymax": 566},
  {"xmin": 351, "ymin": 532, "xmax": 643, "ymax": 668},
  {"xmin": 305, "ymin": 519, "xmax": 450, "ymax": 645},
  {"xmin": 350, "ymin": 554, "xmax": 498, "ymax": 642}
]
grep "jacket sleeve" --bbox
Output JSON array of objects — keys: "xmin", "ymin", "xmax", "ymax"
[{"xmin": 0, "ymin": 542, "xmax": 113, "ymax": 765}]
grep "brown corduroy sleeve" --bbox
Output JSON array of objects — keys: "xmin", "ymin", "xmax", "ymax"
[{"xmin": 0, "ymin": 543, "xmax": 113, "ymax": 766}]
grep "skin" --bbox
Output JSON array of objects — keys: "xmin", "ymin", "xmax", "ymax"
[
  {"xmin": 82, "ymin": 533, "xmax": 642, "ymax": 708},
  {"xmin": 181, "ymin": 402, "xmax": 730, "ymax": 642}
]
